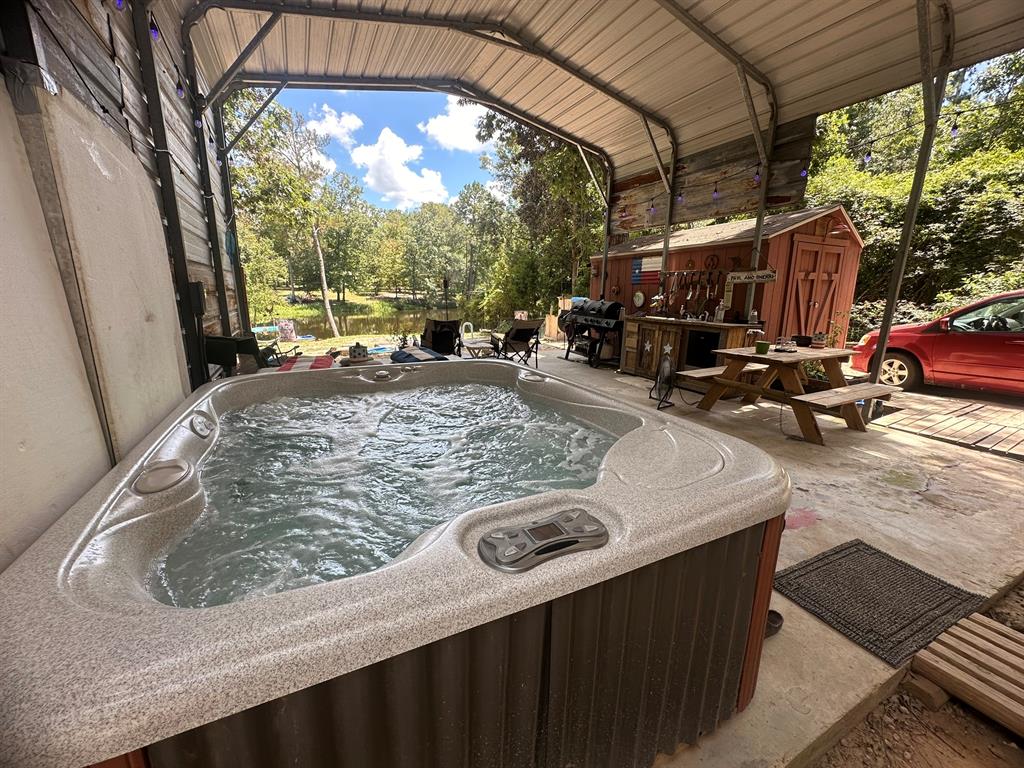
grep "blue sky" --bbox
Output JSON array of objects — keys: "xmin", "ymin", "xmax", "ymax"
[{"xmin": 275, "ymin": 89, "xmax": 498, "ymax": 210}]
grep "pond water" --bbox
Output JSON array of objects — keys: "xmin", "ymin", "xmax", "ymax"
[{"xmin": 280, "ymin": 307, "xmax": 486, "ymax": 339}]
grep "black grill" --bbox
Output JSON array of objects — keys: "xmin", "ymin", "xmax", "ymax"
[{"xmin": 563, "ymin": 300, "xmax": 624, "ymax": 367}]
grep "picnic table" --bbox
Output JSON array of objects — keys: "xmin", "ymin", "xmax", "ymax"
[{"xmin": 695, "ymin": 345, "xmax": 898, "ymax": 445}]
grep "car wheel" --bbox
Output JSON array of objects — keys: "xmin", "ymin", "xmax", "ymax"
[{"xmin": 878, "ymin": 351, "xmax": 921, "ymax": 389}]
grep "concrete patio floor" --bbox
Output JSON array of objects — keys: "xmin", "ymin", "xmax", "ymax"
[{"xmin": 532, "ymin": 349, "xmax": 1024, "ymax": 768}]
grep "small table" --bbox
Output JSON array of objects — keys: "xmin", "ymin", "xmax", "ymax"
[
  {"xmin": 463, "ymin": 340, "xmax": 495, "ymax": 358},
  {"xmin": 697, "ymin": 346, "xmax": 863, "ymax": 445}
]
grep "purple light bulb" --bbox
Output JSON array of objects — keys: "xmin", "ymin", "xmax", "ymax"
[
  {"xmin": 176, "ymin": 81, "xmax": 185, "ymax": 99},
  {"xmin": 149, "ymin": 16, "xmax": 159, "ymax": 41},
  {"xmin": 800, "ymin": 167, "xmax": 808, "ymax": 178},
  {"xmin": 712, "ymin": 184, "xmax": 720, "ymax": 201}
]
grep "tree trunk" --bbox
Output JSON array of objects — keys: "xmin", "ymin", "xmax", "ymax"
[{"xmin": 312, "ymin": 225, "xmax": 341, "ymax": 337}]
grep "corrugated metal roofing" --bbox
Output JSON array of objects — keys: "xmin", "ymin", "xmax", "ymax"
[
  {"xmin": 592, "ymin": 204, "xmax": 860, "ymax": 257},
  {"xmin": 170, "ymin": 0, "xmax": 1024, "ymax": 181}
]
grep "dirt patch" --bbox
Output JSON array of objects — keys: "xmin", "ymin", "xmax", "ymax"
[
  {"xmin": 985, "ymin": 579, "xmax": 1024, "ymax": 633},
  {"xmin": 812, "ymin": 692, "xmax": 1022, "ymax": 768},
  {"xmin": 812, "ymin": 582, "xmax": 1024, "ymax": 768}
]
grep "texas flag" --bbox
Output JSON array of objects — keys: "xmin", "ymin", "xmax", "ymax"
[{"xmin": 631, "ymin": 255, "xmax": 661, "ymax": 284}]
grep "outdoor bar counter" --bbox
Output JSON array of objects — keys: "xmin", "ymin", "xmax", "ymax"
[{"xmin": 619, "ymin": 316, "xmax": 759, "ymax": 380}]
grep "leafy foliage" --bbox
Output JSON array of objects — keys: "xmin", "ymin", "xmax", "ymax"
[{"xmin": 807, "ymin": 52, "xmax": 1024, "ymax": 307}]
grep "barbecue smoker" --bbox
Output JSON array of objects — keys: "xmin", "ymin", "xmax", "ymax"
[{"xmin": 562, "ymin": 299, "xmax": 624, "ymax": 367}]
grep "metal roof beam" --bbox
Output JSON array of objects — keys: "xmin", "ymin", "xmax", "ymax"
[
  {"xmin": 181, "ymin": 0, "xmax": 676, "ymax": 150},
  {"xmin": 652, "ymin": 0, "xmax": 775, "ymax": 98},
  {"xmin": 736, "ymin": 66, "xmax": 766, "ymax": 166},
  {"xmin": 641, "ymin": 115, "xmax": 671, "ymax": 195},
  {"xmin": 227, "ymin": 74, "xmax": 612, "ymax": 169},
  {"xmin": 224, "ymin": 84, "xmax": 284, "ymax": 154},
  {"xmin": 202, "ymin": 12, "xmax": 281, "ymax": 109},
  {"xmin": 578, "ymin": 146, "xmax": 608, "ymax": 204}
]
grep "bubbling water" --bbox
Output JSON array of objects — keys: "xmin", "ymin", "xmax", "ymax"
[{"xmin": 149, "ymin": 383, "xmax": 615, "ymax": 608}]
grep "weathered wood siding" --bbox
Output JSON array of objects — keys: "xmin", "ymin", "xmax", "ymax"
[
  {"xmin": 27, "ymin": 0, "xmax": 242, "ymax": 336},
  {"xmin": 610, "ymin": 116, "xmax": 816, "ymax": 234}
]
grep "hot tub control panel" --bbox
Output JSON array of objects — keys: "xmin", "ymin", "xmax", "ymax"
[{"xmin": 478, "ymin": 508, "xmax": 608, "ymax": 573}]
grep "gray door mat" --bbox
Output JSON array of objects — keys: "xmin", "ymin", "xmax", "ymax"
[{"xmin": 774, "ymin": 540, "xmax": 984, "ymax": 666}]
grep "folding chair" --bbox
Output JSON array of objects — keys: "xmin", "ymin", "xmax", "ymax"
[{"xmin": 490, "ymin": 318, "xmax": 544, "ymax": 367}]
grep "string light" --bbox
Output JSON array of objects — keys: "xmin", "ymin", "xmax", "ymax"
[
  {"xmin": 864, "ymin": 145, "xmax": 873, "ymax": 165},
  {"xmin": 951, "ymin": 112, "xmax": 960, "ymax": 138},
  {"xmin": 114, "ymin": 0, "xmax": 124, "ymax": 10},
  {"xmin": 753, "ymin": 165, "xmax": 761, "ymax": 183},
  {"xmin": 176, "ymin": 80, "xmax": 185, "ymax": 99},
  {"xmin": 712, "ymin": 183, "xmax": 720, "ymax": 201},
  {"xmin": 148, "ymin": 14, "xmax": 159, "ymax": 41},
  {"xmin": 675, "ymin": 192, "xmax": 684, "ymax": 204},
  {"xmin": 647, "ymin": 199, "xmax": 656, "ymax": 216},
  {"xmin": 800, "ymin": 166, "xmax": 808, "ymax": 178},
  {"xmin": 194, "ymin": 118, "xmax": 203, "ymax": 128}
]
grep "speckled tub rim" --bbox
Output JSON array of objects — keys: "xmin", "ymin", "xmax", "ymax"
[{"xmin": 0, "ymin": 359, "xmax": 790, "ymax": 768}]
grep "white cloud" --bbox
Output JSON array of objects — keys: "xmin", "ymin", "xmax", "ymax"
[
  {"xmin": 307, "ymin": 104, "xmax": 363, "ymax": 149},
  {"xmin": 417, "ymin": 96, "xmax": 492, "ymax": 153},
  {"xmin": 350, "ymin": 128, "xmax": 448, "ymax": 210},
  {"xmin": 485, "ymin": 179, "xmax": 509, "ymax": 203}
]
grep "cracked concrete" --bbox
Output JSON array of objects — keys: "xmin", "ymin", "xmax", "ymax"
[{"xmin": 534, "ymin": 350, "xmax": 1024, "ymax": 768}]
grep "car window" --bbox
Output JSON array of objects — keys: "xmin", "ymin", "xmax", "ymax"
[{"xmin": 951, "ymin": 297, "xmax": 1024, "ymax": 333}]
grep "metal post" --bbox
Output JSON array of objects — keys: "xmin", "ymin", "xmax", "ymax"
[
  {"xmin": 131, "ymin": 5, "xmax": 206, "ymax": 390},
  {"xmin": 213, "ymin": 100, "xmax": 251, "ymax": 333},
  {"xmin": 183, "ymin": 51, "xmax": 232, "ymax": 336},
  {"xmin": 866, "ymin": 0, "xmax": 953, "ymax": 418},
  {"xmin": 599, "ymin": 163, "xmax": 614, "ymax": 300},
  {"xmin": 659, "ymin": 140, "xmax": 679, "ymax": 301}
]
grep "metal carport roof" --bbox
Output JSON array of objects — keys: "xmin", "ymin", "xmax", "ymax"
[{"xmin": 174, "ymin": 0, "xmax": 1024, "ymax": 181}]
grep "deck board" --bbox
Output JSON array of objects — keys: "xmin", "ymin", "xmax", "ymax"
[
  {"xmin": 912, "ymin": 613, "xmax": 1024, "ymax": 737},
  {"xmin": 876, "ymin": 392, "xmax": 1023, "ymax": 460}
]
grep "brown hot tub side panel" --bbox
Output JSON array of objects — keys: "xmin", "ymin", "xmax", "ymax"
[{"xmin": 145, "ymin": 520, "xmax": 777, "ymax": 768}]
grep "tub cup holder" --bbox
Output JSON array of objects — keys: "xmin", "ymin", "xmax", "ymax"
[
  {"xmin": 190, "ymin": 413, "xmax": 214, "ymax": 438},
  {"xmin": 519, "ymin": 371, "xmax": 546, "ymax": 383},
  {"xmin": 132, "ymin": 459, "xmax": 192, "ymax": 495}
]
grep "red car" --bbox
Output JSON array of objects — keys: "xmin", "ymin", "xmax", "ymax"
[{"xmin": 851, "ymin": 290, "xmax": 1024, "ymax": 395}]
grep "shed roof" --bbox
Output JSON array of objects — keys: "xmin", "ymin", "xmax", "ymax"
[
  {"xmin": 591, "ymin": 204, "xmax": 861, "ymax": 259},
  {"xmin": 173, "ymin": 0, "xmax": 1024, "ymax": 181}
]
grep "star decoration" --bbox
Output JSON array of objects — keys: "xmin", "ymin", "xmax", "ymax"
[
  {"xmin": 644, "ymin": 341, "xmax": 652, "ymax": 352},
  {"xmin": 663, "ymin": 344, "xmax": 673, "ymax": 354}
]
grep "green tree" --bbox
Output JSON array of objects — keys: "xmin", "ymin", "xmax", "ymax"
[{"xmin": 807, "ymin": 52, "xmax": 1024, "ymax": 306}]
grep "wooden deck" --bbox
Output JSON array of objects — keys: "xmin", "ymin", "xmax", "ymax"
[
  {"xmin": 872, "ymin": 394, "xmax": 1024, "ymax": 460},
  {"xmin": 912, "ymin": 613, "xmax": 1024, "ymax": 737}
]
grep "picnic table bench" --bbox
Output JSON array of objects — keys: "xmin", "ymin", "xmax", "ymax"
[{"xmin": 696, "ymin": 346, "xmax": 898, "ymax": 445}]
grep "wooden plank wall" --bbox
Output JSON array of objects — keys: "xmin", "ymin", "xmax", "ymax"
[
  {"xmin": 28, "ymin": 0, "xmax": 242, "ymax": 337},
  {"xmin": 590, "ymin": 213, "xmax": 862, "ymax": 346},
  {"xmin": 610, "ymin": 115, "xmax": 817, "ymax": 235}
]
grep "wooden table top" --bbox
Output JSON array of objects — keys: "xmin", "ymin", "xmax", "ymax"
[{"xmin": 713, "ymin": 345, "xmax": 852, "ymax": 365}]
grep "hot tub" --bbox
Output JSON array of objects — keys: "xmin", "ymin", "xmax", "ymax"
[{"xmin": 0, "ymin": 360, "xmax": 789, "ymax": 768}]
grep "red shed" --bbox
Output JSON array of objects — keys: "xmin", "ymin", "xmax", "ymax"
[{"xmin": 589, "ymin": 204, "xmax": 864, "ymax": 346}]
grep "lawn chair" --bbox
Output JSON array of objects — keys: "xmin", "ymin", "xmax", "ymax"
[
  {"xmin": 205, "ymin": 334, "xmax": 298, "ymax": 376},
  {"xmin": 421, "ymin": 318, "xmax": 462, "ymax": 357},
  {"xmin": 490, "ymin": 318, "xmax": 544, "ymax": 367}
]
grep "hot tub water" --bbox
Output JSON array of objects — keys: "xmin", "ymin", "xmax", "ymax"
[{"xmin": 150, "ymin": 383, "xmax": 615, "ymax": 608}]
